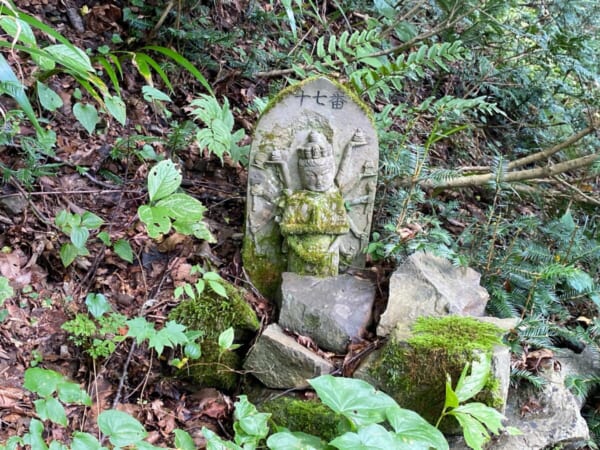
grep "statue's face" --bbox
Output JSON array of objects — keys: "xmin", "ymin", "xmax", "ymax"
[{"xmin": 300, "ymin": 164, "xmax": 335, "ymax": 192}]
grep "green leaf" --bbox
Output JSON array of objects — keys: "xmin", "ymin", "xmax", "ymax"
[
  {"xmin": 85, "ymin": 293, "xmax": 111, "ymax": 319},
  {"xmin": 0, "ymin": 16, "xmax": 36, "ymax": 45},
  {"xmin": 126, "ymin": 317, "xmax": 156, "ymax": 345},
  {"xmin": 45, "ymin": 44, "xmax": 94, "ymax": 73},
  {"xmin": 329, "ymin": 423, "xmax": 400, "ymax": 449},
  {"xmin": 97, "ymin": 231, "xmax": 111, "ymax": 246},
  {"xmin": 49, "ymin": 440, "xmax": 68, "ymax": 450},
  {"xmin": 184, "ymin": 342, "xmax": 202, "ymax": 359},
  {"xmin": 174, "ymin": 429, "xmax": 196, "ymax": 450},
  {"xmin": 453, "ymin": 403, "xmax": 505, "ymax": 435},
  {"xmin": 208, "ymin": 280, "xmax": 228, "ymax": 298},
  {"xmin": 142, "ymin": 85, "xmax": 172, "ymax": 102},
  {"xmin": 454, "ymin": 354, "xmax": 490, "ymax": 403},
  {"xmin": 148, "ymin": 321, "xmax": 188, "ymax": 356},
  {"xmin": 113, "ymin": 239, "xmax": 133, "ymax": 263},
  {"xmin": 24, "ymin": 368, "xmax": 64, "ymax": 397},
  {"xmin": 73, "ymin": 102, "xmax": 99, "ymax": 134},
  {"xmin": 386, "ymin": 405, "xmax": 448, "ymax": 450},
  {"xmin": 203, "ymin": 427, "xmax": 242, "ymax": 450},
  {"xmin": 309, "ymin": 375, "xmax": 397, "ymax": 427},
  {"xmin": 156, "ymin": 193, "xmax": 206, "ymax": 222},
  {"xmin": 141, "ymin": 45, "xmax": 213, "ymax": 95},
  {"xmin": 37, "ymin": 82, "xmax": 63, "ymax": 111},
  {"xmin": 0, "ymin": 276, "xmax": 14, "ymax": 304},
  {"xmin": 233, "ymin": 396, "xmax": 270, "ymax": 446},
  {"xmin": 267, "ymin": 431, "xmax": 326, "ymax": 450},
  {"xmin": 98, "ymin": 409, "xmax": 148, "ymax": 447},
  {"xmin": 105, "ymin": 94, "xmax": 126, "ymax": 125},
  {"xmin": 137, "ymin": 205, "xmax": 171, "ymax": 238},
  {"xmin": 35, "ymin": 397, "xmax": 67, "ymax": 426},
  {"xmin": 71, "ymin": 432, "xmax": 103, "ymax": 450},
  {"xmin": 444, "ymin": 375, "xmax": 460, "ymax": 409},
  {"xmin": 81, "ymin": 211, "xmax": 104, "ymax": 229},
  {"xmin": 70, "ymin": 225, "xmax": 89, "ymax": 249},
  {"xmin": 57, "ymin": 380, "xmax": 92, "ymax": 406},
  {"xmin": 24, "ymin": 419, "xmax": 48, "ymax": 450},
  {"xmin": 218, "ymin": 327, "xmax": 235, "ymax": 351},
  {"xmin": 451, "ymin": 411, "xmax": 489, "ymax": 450},
  {"xmin": 147, "ymin": 160, "xmax": 182, "ymax": 202}
]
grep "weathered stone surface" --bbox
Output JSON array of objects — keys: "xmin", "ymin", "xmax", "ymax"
[
  {"xmin": 377, "ymin": 252, "xmax": 489, "ymax": 336},
  {"xmin": 243, "ymin": 324, "xmax": 334, "ymax": 389},
  {"xmin": 450, "ymin": 367, "xmax": 589, "ymax": 450},
  {"xmin": 243, "ymin": 77, "xmax": 378, "ymax": 297},
  {"xmin": 278, "ymin": 272, "xmax": 376, "ymax": 353}
]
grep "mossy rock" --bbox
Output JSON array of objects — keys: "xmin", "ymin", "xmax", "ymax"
[
  {"xmin": 168, "ymin": 281, "xmax": 260, "ymax": 389},
  {"xmin": 259, "ymin": 397, "xmax": 345, "ymax": 442},
  {"xmin": 364, "ymin": 316, "xmax": 504, "ymax": 433}
]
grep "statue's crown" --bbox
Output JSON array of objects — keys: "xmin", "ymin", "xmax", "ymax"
[{"xmin": 298, "ymin": 131, "xmax": 333, "ymax": 161}]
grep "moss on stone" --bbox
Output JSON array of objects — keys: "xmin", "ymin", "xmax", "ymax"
[
  {"xmin": 259, "ymin": 397, "xmax": 345, "ymax": 442},
  {"xmin": 168, "ymin": 280, "xmax": 259, "ymax": 389},
  {"xmin": 368, "ymin": 316, "xmax": 504, "ymax": 432},
  {"xmin": 242, "ymin": 230, "xmax": 286, "ymax": 299}
]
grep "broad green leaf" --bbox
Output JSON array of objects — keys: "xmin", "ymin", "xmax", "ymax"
[
  {"xmin": 57, "ymin": 380, "xmax": 92, "ymax": 406},
  {"xmin": 454, "ymin": 354, "xmax": 490, "ymax": 403},
  {"xmin": 147, "ymin": 160, "xmax": 182, "ymax": 202},
  {"xmin": 0, "ymin": 17, "xmax": 36, "ymax": 45},
  {"xmin": 172, "ymin": 219, "xmax": 216, "ymax": 242},
  {"xmin": 309, "ymin": 375, "xmax": 397, "ymax": 427},
  {"xmin": 60, "ymin": 243, "xmax": 79, "ymax": 267},
  {"xmin": 49, "ymin": 441, "xmax": 68, "ymax": 450},
  {"xmin": 105, "ymin": 94, "xmax": 126, "ymax": 125},
  {"xmin": 98, "ymin": 409, "xmax": 147, "ymax": 447},
  {"xmin": 203, "ymin": 271, "xmax": 222, "ymax": 282},
  {"xmin": 174, "ymin": 429, "xmax": 196, "ymax": 450},
  {"xmin": 453, "ymin": 403, "xmax": 505, "ymax": 435},
  {"xmin": 444, "ymin": 375, "xmax": 460, "ymax": 409},
  {"xmin": 126, "ymin": 317, "xmax": 156, "ymax": 344},
  {"xmin": 73, "ymin": 102, "xmax": 99, "ymax": 134},
  {"xmin": 35, "ymin": 397, "xmax": 67, "ymax": 426},
  {"xmin": 202, "ymin": 427, "xmax": 242, "ymax": 450},
  {"xmin": 23, "ymin": 419, "xmax": 48, "ymax": 450},
  {"xmin": 113, "ymin": 239, "xmax": 133, "ymax": 263},
  {"xmin": 24, "ymin": 368, "xmax": 64, "ymax": 397},
  {"xmin": 184, "ymin": 342, "xmax": 202, "ymax": 359},
  {"xmin": 85, "ymin": 293, "xmax": 111, "ymax": 319},
  {"xmin": 233, "ymin": 396, "xmax": 270, "ymax": 446},
  {"xmin": 267, "ymin": 431, "xmax": 326, "ymax": 450},
  {"xmin": 45, "ymin": 44, "xmax": 94, "ymax": 73},
  {"xmin": 208, "ymin": 280, "xmax": 228, "ymax": 298},
  {"xmin": 81, "ymin": 211, "xmax": 104, "ymax": 229},
  {"xmin": 97, "ymin": 231, "xmax": 111, "ymax": 246},
  {"xmin": 156, "ymin": 193, "xmax": 206, "ymax": 221},
  {"xmin": 71, "ymin": 432, "xmax": 103, "ymax": 450},
  {"xmin": 142, "ymin": 85, "xmax": 172, "ymax": 102},
  {"xmin": 148, "ymin": 321, "xmax": 188, "ymax": 356},
  {"xmin": 70, "ymin": 225, "xmax": 89, "ymax": 249},
  {"xmin": 218, "ymin": 327, "xmax": 235, "ymax": 350},
  {"xmin": 451, "ymin": 412, "xmax": 489, "ymax": 450},
  {"xmin": 137, "ymin": 205, "xmax": 171, "ymax": 238},
  {"xmin": 386, "ymin": 405, "xmax": 448, "ymax": 450},
  {"xmin": 0, "ymin": 276, "xmax": 14, "ymax": 304},
  {"xmin": 37, "ymin": 82, "xmax": 63, "ymax": 111},
  {"xmin": 329, "ymin": 423, "xmax": 400, "ymax": 449}
]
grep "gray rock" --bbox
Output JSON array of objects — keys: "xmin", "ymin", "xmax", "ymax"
[
  {"xmin": 243, "ymin": 324, "xmax": 334, "ymax": 389},
  {"xmin": 278, "ymin": 272, "xmax": 376, "ymax": 353},
  {"xmin": 377, "ymin": 252, "xmax": 489, "ymax": 336},
  {"xmin": 486, "ymin": 367, "xmax": 589, "ymax": 450}
]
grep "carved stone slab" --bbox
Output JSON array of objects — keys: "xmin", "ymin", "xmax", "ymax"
[{"xmin": 243, "ymin": 77, "xmax": 378, "ymax": 297}]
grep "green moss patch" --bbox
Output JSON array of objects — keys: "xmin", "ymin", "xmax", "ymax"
[
  {"xmin": 259, "ymin": 397, "xmax": 345, "ymax": 442},
  {"xmin": 168, "ymin": 281, "xmax": 259, "ymax": 390},
  {"xmin": 369, "ymin": 316, "xmax": 504, "ymax": 431}
]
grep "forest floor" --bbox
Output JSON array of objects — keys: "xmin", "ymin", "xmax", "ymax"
[{"xmin": 0, "ymin": 0, "xmax": 392, "ymax": 447}]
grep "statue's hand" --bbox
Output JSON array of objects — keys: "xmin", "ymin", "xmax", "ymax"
[{"xmin": 270, "ymin": 149, "xmax": 283, "ymax": 162}]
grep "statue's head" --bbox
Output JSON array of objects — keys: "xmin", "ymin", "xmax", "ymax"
[{"xmin": 297, "ymin": 131, "xmax": 335, "ymax": 192}]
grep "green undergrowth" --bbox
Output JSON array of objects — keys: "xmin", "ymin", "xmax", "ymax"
[
  {"xmin": 168, "ymin": 280, "xmax": 259, "ymax": 389},
  {"xmin": 369, "ymin": 316, "xmax": 504, "ymax": 431}
]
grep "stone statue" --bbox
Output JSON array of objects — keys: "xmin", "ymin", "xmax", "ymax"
[{"xmin": 243, "ymin": 77, "xmax": 378, "ymax": 297}]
